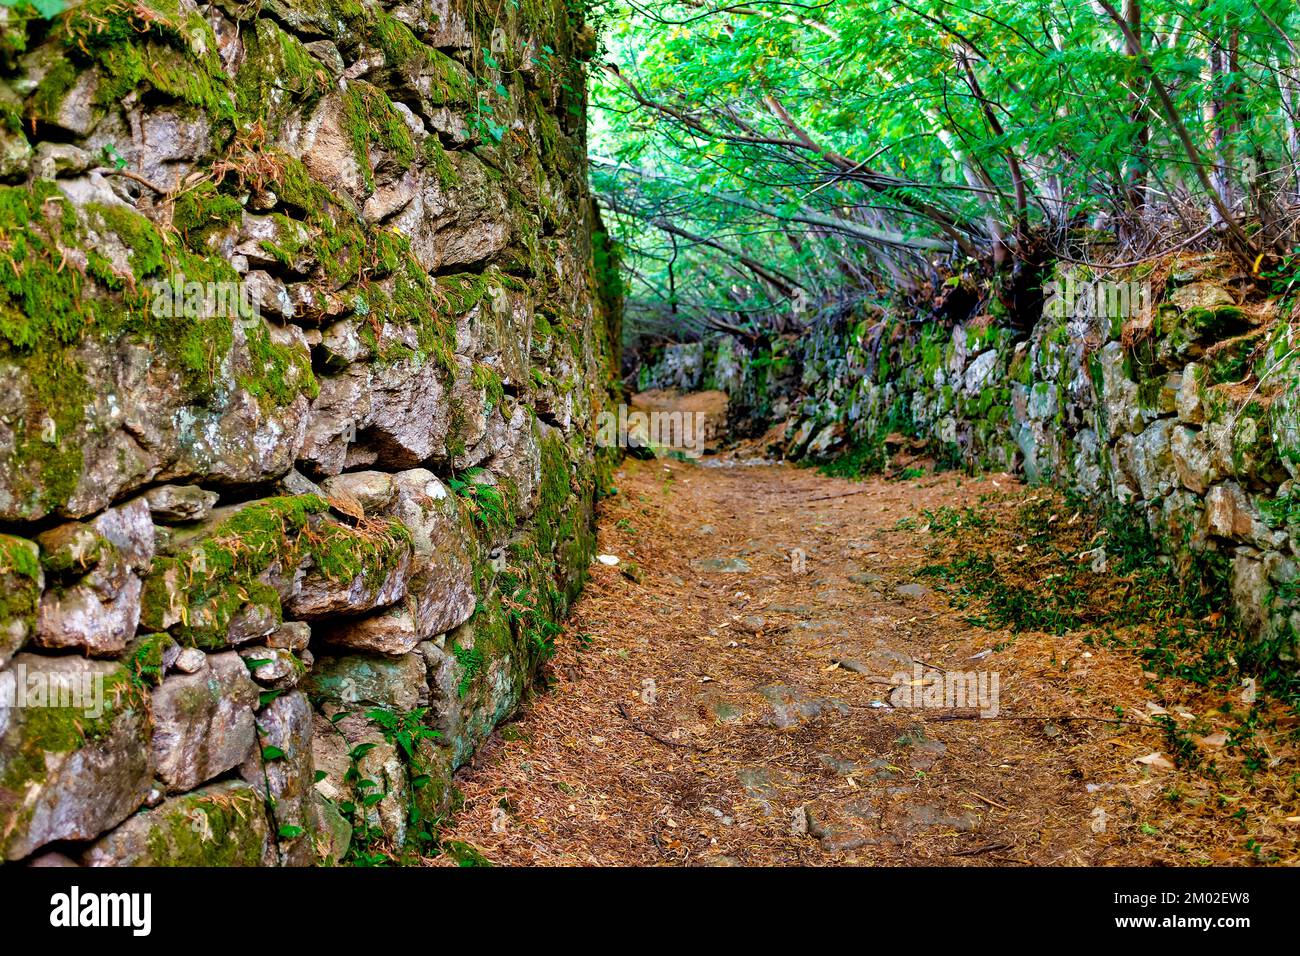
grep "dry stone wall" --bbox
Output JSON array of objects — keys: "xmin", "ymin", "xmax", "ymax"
[
  {"xmin": 654, "ymin": 256, "xmax": 1300, "ymax": 667},
  {"xmin": 0, "ymin": 0, "xmax": 619, "ymax": 865}
]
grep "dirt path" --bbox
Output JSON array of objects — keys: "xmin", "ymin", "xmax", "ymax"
[{"xmin": 437, "ymin": 457, "xmax": 1295, "ymax": 866}]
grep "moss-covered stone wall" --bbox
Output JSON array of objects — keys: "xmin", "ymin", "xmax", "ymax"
[
  {"xmin": 0, "ymin": 0, "xmax": 618, "ymax": 865},
  {"xmin": 648, "ymin": 255, "xmax": 1300, "ymax": 671}
]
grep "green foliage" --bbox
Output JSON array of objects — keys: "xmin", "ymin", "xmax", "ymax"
[
  {"xmin": 910, "ymin": 490, "xmax": 1279, "ymax": 705},
  {"xmin": 452, "ymin": 645, "xmax": 484, "ymax": 696},
  {"xmin": 817, "ymin": 437, "xmax": 889, "ymax": 479},
  {"xmin": 594, "ymin": 0, "xmax": 1300, "ymax": 342},
  {"xmin": 448, "ymin": 469, "xmax": 511, "ymax": 530}
]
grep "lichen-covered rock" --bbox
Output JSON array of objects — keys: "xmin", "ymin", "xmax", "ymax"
[
  {"xmin": 239, "ymin": 646, "xmax": 306, "ymax": 689},
  {"xmin": 1094, "ymin": 341, "xmax": 1143, "ymax": 437},
  {"xmin": 383, "ymin": 156, "xmax": 512, "ymax": 272},
  {"xmin": 321, "ymin": 471, "xmax": 397, "ymax": 514},
  {"xmin": 0, "ymin": 655, "xmax": 151, "ymax": 861},
  {"xmin": 312, "ymin": 790, "xmax": 352, "ymax": 865},
  {"xmin": 142, "ymin": 485, "xmax": 219, "ymax": 524},
  {"xmin": 1170, "ymin": 282, "xmax": 1235, "ymax": 313},
  {"xmin": 34, "ymin": 499, "xmax": 156, "ymax": 656},
  {"xmin": 268, "ymin": 621, "xmax": 312, "ymax": 651},
  {"xmin": 0, "ymin": 289, "xmax": 313, "ymax": 523},
  {"xmin": 310, "ymin": 713, "xmax": 354, "ymax": 810},
  {"xmin": 240, "ymin": 691, "xmax": 317, "ymax": 866},
  {"xmin": 419, "ymin": 618, "xmax": 527, "ymax": 766},
  {"xmin": 36, "ymin": 572, "xmax": 142, "ymax": 658},
  {"xmin": 141, "ymin": 494, "xmax": 413, "ymax": 644},
  {"xmin": 331, "ymin": 712, "xmax": 411, "ymax": 848},
  {"xmin": 149, "ymin": 651, "xmax": 259, "ymax": 792},
  {"xmin": 1205, "ymin": 482, "xmax": 1284, "ymax": 550},
  {"xmin": 0, "ymin": 536, "xmax": 42, "ymax": 667},
  {"xmin": 1176, "ymin": 363, "xmax": 1206, "ymax": 424},
  {"xmin": 478, "ymin": 408, "xmax": 544, "ymax": 522},
  {"xmin": 82, "ymin": 780, "xmax": 270, "ymax": 867},
  {"xmin": 323, "ymin": 470, "xmax": 475, "ymax": 654},
  {"xmin": 1171, "ymin": 425, "xmax": 1216, "ymax": 494},
  {"xmin": 1274, "ymin": 359, "xmax": 1300, "ymax": 479},
  {"xmin": 1128, "ymin": 419, "xmax": 1177, "ymax": 500},
  {"xmin": 304, "ymin": 651, "xmax": 429, "ymax": 711}
]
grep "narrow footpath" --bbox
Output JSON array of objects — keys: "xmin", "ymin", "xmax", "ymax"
[{"xmin": 437, "ymin": 457, "xmax": 1296, "ymax": 866}]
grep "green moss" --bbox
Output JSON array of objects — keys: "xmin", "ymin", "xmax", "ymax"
[
  {"xmin": 341, "ymin": 81, "xmax": 416, "ymax": 192},
  {"xmin": 1205, "ymin": 335, "xmax": 1260, "ymax": 386},
  {"xmin": 141, "ymin": 495, "xmax": 412, "ymax": 647},
  {"xmin": 86, "ymin": 203, "xmax": 165, "ymax": 279},
  {"xmin": 366, "ymin": 9, "xmax": 470, "ymax": 105},
  {"xmin": 140, "ymin": 495, "xmax": 327, "ymax": 646},
  {"xmin": 31, "ymin": 0, "xmax": 235, "ymax": 130},
  {"xmin": 30, "ymin": 57, "xmax": 76, "ymax": 124},
  {"xmin": 238, "ymin": 319, "xmax": 319, "ymax": 407},
  {"xmin": 0, "ymin": 533, "xmax": 41, "ymax": 637},
  {"xmin": 439, "ymin": 271, "xmax": 494, "ymax": 314},
  {"xmin": 235, "ymin": 18, "xmax": 331, "ymax": 131},
  {"xmin": 0, "ymin": 661, "xmax": 140, "ymax": 806},
  {"xmin": 1180, "ymin": 305, "xmax": 1249, "ymax": 339},
  {"xmin": 471, "ymin": 362, "xmax": 504, "ymax": 412},
  {"xmin": 0, "ymin": 183, "xmax": 270, "ymax": 418},
  {"xmin": 141, "ymin": 784, "xmax": 268, "ymax": 865},
  {"xmin": 0, "ymin": 532, "xmax": 41, "ymax": 582},
  {"xmin": 171, "ymin": 181, "xmax": 243, "ymax": 239},
  {"xmin": 423, "ymin": 135, "xmax": 461, "ymax": 190},
  {"xmin": 309, "ymin": 517, "xmax": 411, "ymax": 589}
]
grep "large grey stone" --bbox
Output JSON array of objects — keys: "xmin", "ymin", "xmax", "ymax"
[
  {"xmin": 304, "ymin": 651, "xmax": 429, "ymax": 711},
  {"xmin": 149, "ymin": 651, "xmax": 260, "ymax": 792},
  {"xmin": 34, "ymin": 499, "xmax": 155, "ymax": 657},
  {"xmin": 284, "ymin": 532, "xmax": 412, "ymax": 620},
  {"xmin": 1171, "ymin": 425, "xmax": 1216, "ymax": 494},
  {"xmin": 0, "ymin": 654, "xmax": 151, "ymax": 861},
  {"xmin": 1129, "ymin": 419, "xmax": 1177, "ymax": 500},
  {"xmin": 142, "ymin": 485, "xmax": 219, "ymax": 524},
  {"xmin": 82, "ymin": 780, "xmax": 270, "ymax": 866},
  {"xmin": 0, "ymin": 311, "xmax": 312, "ymax": 522},
  {"xmin": 240, "ymin": 691, "xmax": 317, "ymax": 866},
  {"xmin": 323, "ymin": 470, "xmax": 475, "ymax": 654}
]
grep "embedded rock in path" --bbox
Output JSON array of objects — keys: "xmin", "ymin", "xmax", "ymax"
[
  {"xmin": 693, "ymin": 557, "xmax": 751, "ymax": 573},
  {"xmin": 757, "ymin": 684, "xmax": 850, "ymax": 729}
]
